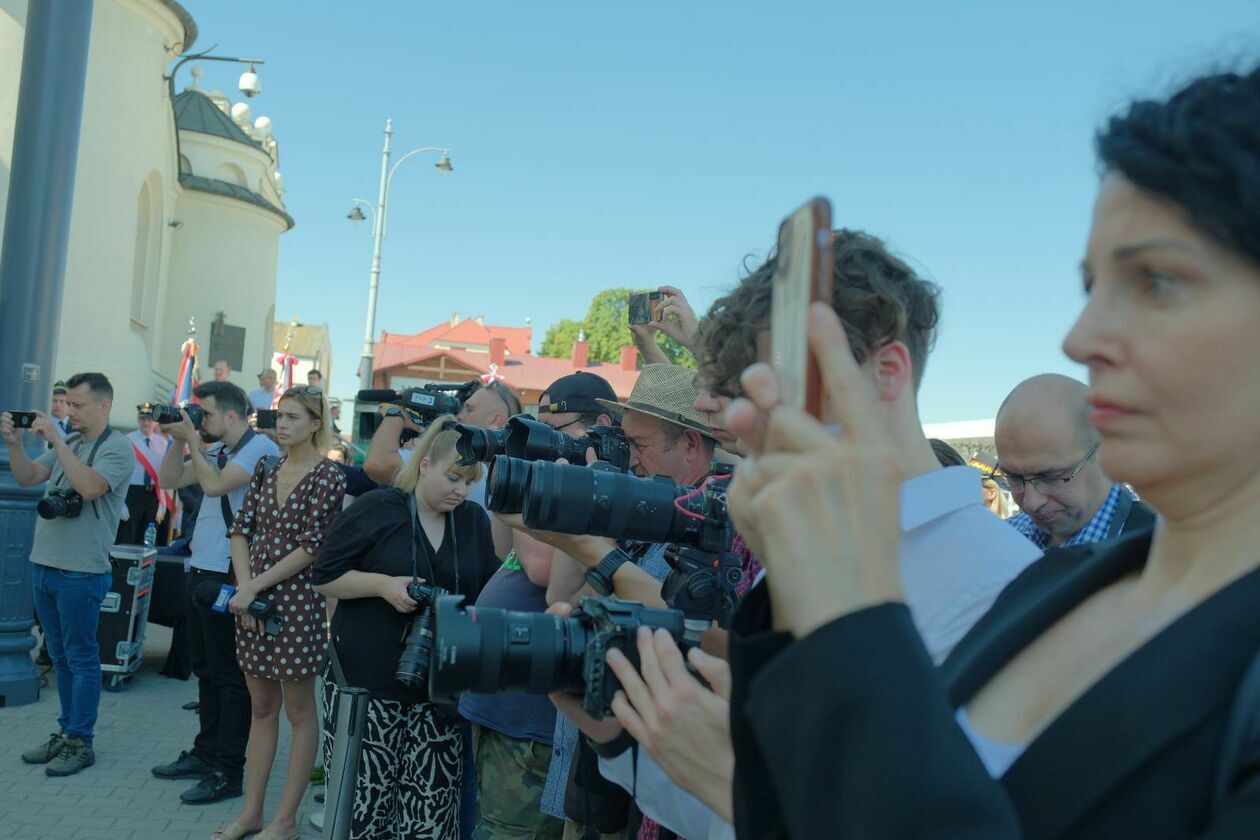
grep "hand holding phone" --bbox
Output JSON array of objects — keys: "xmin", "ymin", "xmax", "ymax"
[
  {"xmin": 255, "ymin": 409, "xmax": 277, "ymax": 429},
  {"xmin": 628, "ymin": 291, "xmax": 664, "ymax": 326},
  {"xmin": 7, "ymin": 410, "xmax": 38, "ymax": 429},
  {"xmin": 770, "ymin": 198, "xmax": 833, "ymax": 418}
]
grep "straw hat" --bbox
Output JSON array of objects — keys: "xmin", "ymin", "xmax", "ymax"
[{"xmin": 596, "ymin": 364, "xmax": 715, "ymax": 439}]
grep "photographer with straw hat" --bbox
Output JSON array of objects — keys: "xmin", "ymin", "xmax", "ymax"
[{"xmin": 496, "ymin": 364, "xmax": 723, "ymax": 838}]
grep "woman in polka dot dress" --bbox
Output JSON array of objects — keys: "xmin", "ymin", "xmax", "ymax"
[{"xmin": 214, "ymin": 386, "xmax": 346, "ymax": 840}]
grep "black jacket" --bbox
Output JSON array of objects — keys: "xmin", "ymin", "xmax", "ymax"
[{"xmin": 728, "ymin": 528, "xmax": 1260, "ymax": 838}]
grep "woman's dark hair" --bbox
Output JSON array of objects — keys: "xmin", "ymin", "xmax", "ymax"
[{"xmin": 1097, "ymin": 66, "xmax": 1260, "ymax": 266}]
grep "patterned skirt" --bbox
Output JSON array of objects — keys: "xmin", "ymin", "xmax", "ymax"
[{"xmin": 321, "ymin": 679, "xmax": 463, "ymax": 839}]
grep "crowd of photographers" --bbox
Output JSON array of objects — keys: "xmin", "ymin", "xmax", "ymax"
[{"xmin": 5, "ymin": 62, "xmax": 1260, "ymax": 840}]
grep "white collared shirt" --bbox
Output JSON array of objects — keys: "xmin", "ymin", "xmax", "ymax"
[
  {"xmin": 126, "ymin": 429, "xmax": 170, "ymax": 486},
  {"xmin": 599, "ymin": 465, "xmax": 1042, "ymax": 839}
]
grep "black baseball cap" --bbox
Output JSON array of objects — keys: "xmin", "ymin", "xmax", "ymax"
[
  {"xmin": 52, "ymin": 381, "xmax": 67, "ymax": 395},
  {"xmin": 539, "ymin": 372, "xmax": 617, "ymax": 414}
]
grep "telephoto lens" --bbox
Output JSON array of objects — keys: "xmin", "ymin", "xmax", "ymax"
[
  {"xmin": 396, "ymin": 581, "xmax": 447, "ymax": 688},
  {"xmin": 429, "ymin": 594, "xmax": 688, "ymax": 718},
  {"xmin": 454, "ymin": 414, "xmax": 536, "ymax": 466},
  {"xmin": 36, "ymin": 490, "xmax": 84, "ymax": 520},
  {"xmin": 522, "ymin": 462, "xmax": 729, "ymax": 552},
  {"xmin": 484, "ymin": 455, "xmax": 533, "ymax": 515},
  {"xmin": 504, "ymin": 417, "xmax": 631, "ymax": 472}
]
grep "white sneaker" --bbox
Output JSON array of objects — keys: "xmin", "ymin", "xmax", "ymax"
[{"xmin": 308, "ymin": 809, "xmax": 324, "ymax": 832}]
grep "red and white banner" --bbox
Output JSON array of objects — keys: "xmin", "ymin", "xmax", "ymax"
[
  {"xmin": 130, "ymin": 441, "xmax": 175, "ymax": 523},
  {"xmin": 272, "ymin": 352, "xmax": 297, "ymax": 408}
]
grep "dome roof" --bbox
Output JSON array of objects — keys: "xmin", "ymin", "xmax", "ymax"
[{"xmin": 174, "ymin": 89, "xmax": 261, "ymax": 150}]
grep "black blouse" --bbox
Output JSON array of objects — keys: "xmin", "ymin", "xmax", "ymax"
[{"xmin": 313, "ymin": 487, "xmax": 499, "ymax": 703}]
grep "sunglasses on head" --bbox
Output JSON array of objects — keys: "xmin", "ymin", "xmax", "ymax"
[{"xmin": 283, "ymin": 385, "xmax": 323, "ymax": 397}]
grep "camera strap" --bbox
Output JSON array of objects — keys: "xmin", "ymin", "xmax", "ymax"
[
  {"xmin": 407, "ymin": 491, "xmax": 460, "ymax": 594},
  {"xmin": 56, "ymin": 426, "xmax": 113, "ymax": 519},
  {"xmin": 217, "ymin": 429, "xmax": 257, "ymax": 531}
]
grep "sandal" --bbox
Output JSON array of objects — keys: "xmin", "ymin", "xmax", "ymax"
[
  {"xmin": 211, "ymin": 823, "xmax": 260, "ymax": 840},
  {"xmin": 255, "ymin": 830, "xmax": 300, "ymax": 840}
]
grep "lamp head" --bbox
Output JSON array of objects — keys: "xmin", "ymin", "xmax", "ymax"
[
  {"xmin": 435, "ymin": 152, "xmax": 453, "ymax": 173},
  {"xmin": 238, "ymin": 64, "xmax": 261, "ymax": 98},
  {"xmin": 347, "ymin": 206, "xmax": 367, "ymax": 222}
]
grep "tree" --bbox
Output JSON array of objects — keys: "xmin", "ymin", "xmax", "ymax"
[{"xmin": 540, "ymin": 287, "xmax": 695, "ymax": 368}]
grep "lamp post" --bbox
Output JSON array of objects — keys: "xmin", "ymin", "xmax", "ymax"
[
  {"xmin": 0, "ymin": 0, "xmax": 95, "ymax": 707},
  {"xmin": 349, "ymin": 119, "xmax": 452, "ymax": 392}
]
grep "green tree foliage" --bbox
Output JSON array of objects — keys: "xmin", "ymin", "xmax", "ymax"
[{"xmin": 540, "ymin": 287, "xmax": 696, "ymax": 368}]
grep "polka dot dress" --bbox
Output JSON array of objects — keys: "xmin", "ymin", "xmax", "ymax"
[{"xmin": 231, "ymin": 456, "xmax": 346, "ymax": 682}]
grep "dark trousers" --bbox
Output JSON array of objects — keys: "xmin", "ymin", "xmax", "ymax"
[
  {"xmin": 116, "ymin": 485, "xmax": 159, "ymax": 545},
  {"xmin": 185, "ymin": 569, "xmax": 250, "ymax": 778}
]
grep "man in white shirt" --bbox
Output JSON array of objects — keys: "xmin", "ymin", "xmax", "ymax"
[
  {"xmin": 152, "ymin": 381, "xmax": 279, "ymax": 805},
  {"xmin": 555, "ymin": 230, "xmax": 1042, "ymax": 839},
  {"xmin": 116, "ymin": 405, "xmax": 171, "ymax": 545},
  {"xmin": 248, "ymin": 369, "xmax": 277, "ymax": 411},
  {"xmin": 49, "ymin": 380, "xmax": 72, "ymax": 439}
]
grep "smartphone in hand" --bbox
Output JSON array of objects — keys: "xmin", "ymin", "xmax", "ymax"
[
  {"xmin": 628, "ymin": 290, "xmax": 664, "ymax": 326},
  {"xmin": 771, "ymin": 198, "xmax": 833, "ymax": 419},
  {"xmin": 255, "ymin": 409, "xmax": 278, "ymax": 429},
  {"xmin": 8, "ymin": 411, "xmax": 38, "ymax": 429}
]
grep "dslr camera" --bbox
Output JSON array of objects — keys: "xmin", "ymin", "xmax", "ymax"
[
  {"xmin": 455, "ymin": 415, "xmax": 629, "ymax": 471},
  {"xmin": 430, "ymin": 594, "xmax": 688, "ymax": 718},
  {"xmin": 396, "ymin": 580, "xmax": 449, "ymax": 689},
  {"xmin": 37, "ymin": 489, "xmax": 83, "ymax": 520},
  {"xmin": 147, "ymin": 403, "xmax": 205, "ymax": 429}
]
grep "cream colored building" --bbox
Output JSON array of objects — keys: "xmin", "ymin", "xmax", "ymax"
[
  {"xmin": 270, "ymin": 320, "xmax": 334, "ymax": 386},
  {"xmin": 0, "ymin": 0, "xmax": 292, "ymax": 412}
]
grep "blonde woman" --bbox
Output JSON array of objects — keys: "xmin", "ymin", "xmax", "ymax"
[
  {"xmin": 313, "ymin": 416, "xmax": 500, "ymax": 838},
  {"xmin": 214, "ymin": 386, "xmax": 346, "ymax": 840}
]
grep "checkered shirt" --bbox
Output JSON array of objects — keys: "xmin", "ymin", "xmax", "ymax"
[{"xmin": 1008, "ymin": 483, "xmax": 1125, "ymax": 549}]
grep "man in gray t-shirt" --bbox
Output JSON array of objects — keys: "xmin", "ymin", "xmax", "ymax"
[{"xmin": 2, "ymin": 373, "xmax": 136, "ymax": 776}]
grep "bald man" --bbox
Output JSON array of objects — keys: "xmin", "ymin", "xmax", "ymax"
[{"xmin": 995, "ymin": 374, "xmax": 1153, "ymax": 548}]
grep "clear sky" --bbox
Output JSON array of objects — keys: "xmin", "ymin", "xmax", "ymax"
[{"xmin": 185, "ymin": 0, "xmax": 1260, "ymax": 423}]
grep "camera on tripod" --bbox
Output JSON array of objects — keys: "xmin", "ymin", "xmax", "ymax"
[
  {"xmin": 147, "ymin": 403, "xmax": 205, "ymax": 429},
  {"xmin": 395, "ymin": 580, "xmax": 448, "ymax": 689},
  {"xmin": 430, "ymin": 594, "xmax": 689, "ymax": 718}
]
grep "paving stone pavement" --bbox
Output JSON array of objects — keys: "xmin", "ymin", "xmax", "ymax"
[{"xmin": 0, "ymin": 625, "xmax": 324, "ymax": 840}]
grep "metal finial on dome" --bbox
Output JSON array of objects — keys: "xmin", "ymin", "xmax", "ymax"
[{"xmin": 189, "ymin": 67, "xmax": 203, "ymax": 90}]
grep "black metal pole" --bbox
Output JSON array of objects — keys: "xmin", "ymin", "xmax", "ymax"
[{"xmin": 0, "ymin": 0, "xmax": 95, "ymax": 707}]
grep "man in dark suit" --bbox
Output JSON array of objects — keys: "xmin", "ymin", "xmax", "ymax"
[{"xmin": 995, "ymin": 374, "xmax": 1152, "ymax": 548}]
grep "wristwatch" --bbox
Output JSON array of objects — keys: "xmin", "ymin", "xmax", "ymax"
[
  {"xmin": 383, "ymin": 406, "xmax": 404, "ymax": 419},
  {"xmin": 586, "ymin": 730, "xmax": 636, "ymax": 759},
  {"xmin": 585, "ymin": 548, "xmax": 631, "ymax": 596}
]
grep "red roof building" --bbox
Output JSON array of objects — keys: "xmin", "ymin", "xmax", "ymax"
[{"xmin": 371, "ymin": 314, "xmax": 641, "ymax": 407}]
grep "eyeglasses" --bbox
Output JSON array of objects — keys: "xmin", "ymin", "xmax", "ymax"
[
  {"xmin": 992, "ymin": 444, "xmax": 1100, "ymax": 495},
  {"xmin": 282, "ymin": 386, "xmax": 323, "ymax": 396}
]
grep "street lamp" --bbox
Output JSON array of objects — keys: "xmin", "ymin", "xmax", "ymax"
[{"xmin": 348, "ymin": 119, "xmax": 452, "ymax": 392}]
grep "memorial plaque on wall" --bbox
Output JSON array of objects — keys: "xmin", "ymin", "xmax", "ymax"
[{"xmin": 209, "ymin": 324, "xmax": 247, "ymax": 371}]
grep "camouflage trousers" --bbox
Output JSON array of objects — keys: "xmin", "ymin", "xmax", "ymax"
[{"xmin": 472, "ymin": 725, "xmax": 566, "ymax": 840}]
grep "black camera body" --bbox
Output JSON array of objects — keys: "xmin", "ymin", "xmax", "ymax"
[
  {"xmin": 430, "ymin": 594, "xmax": 689, "ymax": 718},
  {"xmin": 247, "ymin": 597, "xmax": 284, "ymax": 637},
  {"xmin": 148, "ymin": 403, "xmax": 205, "ymax": 429},
  {"xmin": 37, "ymin": 489, "xmax": 83, "ymax": 520},
  {"xmin": 396, "ymin": 580, "xmax": 449, "ymax": 689}
]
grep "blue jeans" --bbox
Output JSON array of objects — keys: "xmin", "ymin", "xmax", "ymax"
[{"xmin": 32, "ymin": 565, "xmax": 112, "ymax": 747}]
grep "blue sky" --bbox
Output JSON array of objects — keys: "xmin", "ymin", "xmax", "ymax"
[{"xmin": 186, "ymin": 0, "xmax": 1260, "ymax": 423}]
